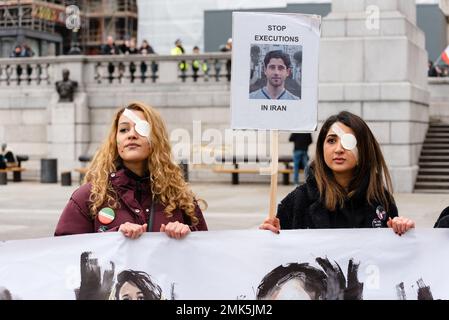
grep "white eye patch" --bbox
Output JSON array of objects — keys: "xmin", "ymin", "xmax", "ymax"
[
  {"xmin": 331, "ymin": 123, "xmax": 357, "ymax": 150},
  {"xmin": 123, "ymin": 108, "xmax": 151, "ymax": 139},
  {"xmin": 330, "ymin": 123, "xmax": 359, "ymax": 162}
]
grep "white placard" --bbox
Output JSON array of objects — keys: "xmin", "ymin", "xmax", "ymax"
[
  {"xmin": 0, "ymin": 229, "xmax": 448, "ymax": 300},
  {"xmin": 231, "ymin": 12, "xmax": 321, "ymax": 131}
]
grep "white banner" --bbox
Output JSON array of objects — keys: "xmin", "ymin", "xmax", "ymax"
[
  {"xmin": 0, "ymin": 229, "xmax": 448, "ymax": 300},
  {"xmin": 231, "ymin": 12, "xmax": 320, "ymax": 131}
]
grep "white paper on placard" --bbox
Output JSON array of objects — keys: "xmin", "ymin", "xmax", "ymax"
[{"xmin": 231, "ymin": 12, "xmax": 321, "ymax": 131}]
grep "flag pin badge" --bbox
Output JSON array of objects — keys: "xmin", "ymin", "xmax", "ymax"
[{"xmin": 98, "ymin": 207, "xmax": 115, "ymax": 225}]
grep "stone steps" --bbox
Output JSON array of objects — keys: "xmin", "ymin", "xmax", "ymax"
[
  {"xmin": 415, "ymin": 181, "xmax": 449, "ymax": 188},
  {"xmin": 421, "ymin": 150, "xmax": 449, "ymax": 155},
  {"xmin": 420, "ymin": 156, "xmax": 449, "ymax": 162},
  {"xmin": 413, "ymin": 188, "xmax": 449, "ymax": 194},
  {"xmin": 415, "ymin": 123, "xmax": 449, "ymax": 192},
  {"xmin": 419, "ymin": 162, "xmax": 449, "ymax": 168},
  {"xmin": 416, "ymin": 175, "xmax": 449, "ymax": 182},
  {"xmin": 418, "ymin": 168, "xmax": 449, "ymax": 174},
  {"xmin": 428, "ymin": 129, "xmax": 449, "ymax": 133},
  {"xmin": 423, "ymin": 139, "xmax": 449, "ymax": 144},
  {"xmin": 426, "ymin": 133, "xmax": 449, "ymax": 138},
  {"xmin": 422, "ymin": 144, "xmax": 449, "ymax": 150}
]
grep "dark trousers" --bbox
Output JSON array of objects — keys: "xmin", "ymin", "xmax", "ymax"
[{"xmin": 293, "ymin": 150, "xmax": 309, "ymax": 184}]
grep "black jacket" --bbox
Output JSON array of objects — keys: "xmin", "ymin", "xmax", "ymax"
[
  {"xmin": 434, "ymin": 207, "xmax": 449, "ymax": 228},
  {"xmin": 101, "ymin": 44, "xmax": 120, "ymax": 55},
  {"xmin": 277, "ymin": 173, "xmax": 398, "ymax": 229},
  {"xmin": 289, "ymin": 133, "xmax": 312, "ymax": 151}
]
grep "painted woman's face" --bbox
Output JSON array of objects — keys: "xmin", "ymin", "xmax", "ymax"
[
  {"xmin": 116, "ymin": 110, "xmax": 151, "ymax": 164},
  {"xmin": 323, "ymin": 122, "xmax": 358, "ymax": 175},
  {"xmin": 272, "ymin": 278, "xmax": 312, "ymax": 300},
  {"xmin": 118, "ymin": 281, "xmax": 145, "ymax": 300}
]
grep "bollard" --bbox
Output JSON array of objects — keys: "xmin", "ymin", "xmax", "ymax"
[
  {"xmin": 282, "ymin": 172, "xmax": 290, "ymax": 185},
  {"xmin": 13, "ymin": 155, "xmax": 28, "ymax": 182},
  {"xmin": 41, "ymin": 158, "xmax": 58, "ymax": 183},
  {"xmin": 179, "ymin": 160, "xmax": 189, "ymax": 182},
  {"xmin": 232, "ymin": 164, "xmax": 239, "ymax": 185},
  {"xmin": 0, "ymin": 172, "xmax": 7, "ymax": 185},
  {"xmin": 61, "ymin": 171, "xmax": 72, "ymax": 186}
]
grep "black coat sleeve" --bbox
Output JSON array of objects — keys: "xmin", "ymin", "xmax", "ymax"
[
  {"xmin": 378, "ymin": 196, "xmax": 399, "ymax": 228},
  {"xmin": 277, "ymin": 191, "xmax": 295, "ymax": 229},
  {"xmin": 277, "ymin": 185, "xmax": 309, "ymax": 229},
  {"xmin": 388, "ymin": 201, "xmax": 399, "ymax": 219},
  {"xmin": 434, "ymin": 206, "xmax": 449, "ymax": 228}
]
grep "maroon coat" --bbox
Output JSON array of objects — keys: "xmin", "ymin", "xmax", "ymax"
[{"xmin": 54, "ymin": 168, "xmax": 208, "ymax": 236}]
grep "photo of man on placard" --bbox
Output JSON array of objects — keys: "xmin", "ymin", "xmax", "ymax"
[{"xmin": 249, "ymin": 45, "xmax": 302, "ymax": 100}]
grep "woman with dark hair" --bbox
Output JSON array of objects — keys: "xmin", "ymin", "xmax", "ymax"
[
  {"xmin": 112, "ymin": 270, "xmax": 162, "ymax": 300},
  {"xmin": 260, "ymin": 111, "xmax": 414, "ymax": 234}
]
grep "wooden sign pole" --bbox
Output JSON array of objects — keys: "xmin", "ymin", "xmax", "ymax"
[{"xmin": 268, "ymin": 130, "xmax": 279, "ymax": 219}]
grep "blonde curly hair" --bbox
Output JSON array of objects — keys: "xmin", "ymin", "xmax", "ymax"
[{"xmin": 84, "ymin": 101, "xmax": 204, "ymax": 225}]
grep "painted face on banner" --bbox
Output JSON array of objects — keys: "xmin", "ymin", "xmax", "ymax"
[
  {"xmin": 264, "ymin": 58, "xmax": 290, "ymax": 88},
  {"xmin": 118, "ymin": 281, "xmax": 145, "ymax": 300},
  {"xmin": 272, "ymin": 278, "xmax": 312, "ymax": 300},
  {"xmin": 324, "ymin": 122, "xmax": 358, "ymax": 175},
  {"xmin": 117, "ymin": 109, "xmax": 151, "ymax": 164}
]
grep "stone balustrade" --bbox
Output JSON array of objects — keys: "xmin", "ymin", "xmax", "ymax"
[
  {"xmin": 0, "ymin": 57, "xmax": 52, "ymax": 86},
  {"xmin": 0, "ymin": 53, "xmax": 232, "ymax": 88}
]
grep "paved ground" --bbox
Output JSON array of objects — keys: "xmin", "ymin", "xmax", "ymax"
[{"xmin": 0, "ymin": 181, "xmax": 447, "ymax": 241}]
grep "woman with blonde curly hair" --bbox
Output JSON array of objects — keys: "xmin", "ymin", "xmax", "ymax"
[{"xmin": 55, "ymin": 102, "xmax": 207, "ymax": 239}]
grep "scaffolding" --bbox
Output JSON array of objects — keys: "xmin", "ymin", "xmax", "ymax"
[
  {"xmin": 0, "ymin": 0, "xmax": 66, "ymax": 33},
  {"xmin": 0, "ymin": 0, "xmax": 138, "ymax": 55},
  {"xmin": 79, "ymin": 0, "xmax": 138, "ymax": 54},
  {"xmin": 0, "ymin": 0, "xmax": 69, "ymax": 56}
]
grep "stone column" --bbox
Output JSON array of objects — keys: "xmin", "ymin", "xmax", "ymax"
[
  {"xmin": 440, "ymin": 0, "xmax": 449, "ymax": 45},
  {"xmin": 319, "ymin": 0, "xmax": 430, "ymax": 192}
]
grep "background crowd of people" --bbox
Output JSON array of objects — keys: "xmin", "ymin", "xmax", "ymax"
[{"xmin": 428, "ymin": 60, "xmax": 449, "ymax": 77}]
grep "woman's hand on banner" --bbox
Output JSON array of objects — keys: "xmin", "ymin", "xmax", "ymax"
[
  {"xmin": 119, "ymin": 222, "xmax": 147, "ymax": 239},
  {"xmin": 387, "ymin": 216, "xmax": 415, "ymax": 236},
  {"xmin": 160, "ymin": 221, "xmax": 191, "ymax": 239},
  {"xmin": 259, "ymin": 217, "xmax": 280, "ymax": 234}
]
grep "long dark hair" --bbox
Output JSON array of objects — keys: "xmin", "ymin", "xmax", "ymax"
[
  {"xmin": 313, "ymin": 111, "xmax": 394, "ymax": 211},
  {"xmin": 256, "ymin": 263, "xmax": 327, "ymax": 300},
  {"xmin": 256, "ymin": 257, "xmax": 363, "ymax": 300},
  {"xmin": 114, "ymin": 270, "xmax": 162, "ymax": 300}
]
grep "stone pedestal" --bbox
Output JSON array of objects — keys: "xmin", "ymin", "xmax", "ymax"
[
  {"xmin": 47, "ymin": 92, "xmax": 89, "ymax": 180},
  {"xmin": 319, "ymin": 0, "xmax": 430, "ymax": 192},
  {"xmin": 429, "ymin": 78, "xmax": 449, "ymax": 122}
]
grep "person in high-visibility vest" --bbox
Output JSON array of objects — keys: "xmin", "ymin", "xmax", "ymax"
[
  {"xmin": 192, "ymin": 46, "xmax": 208, "ymax": 82},
  {"xmin": 170, "ymin": 39, "xmax": 188, "ymax": 73}
]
